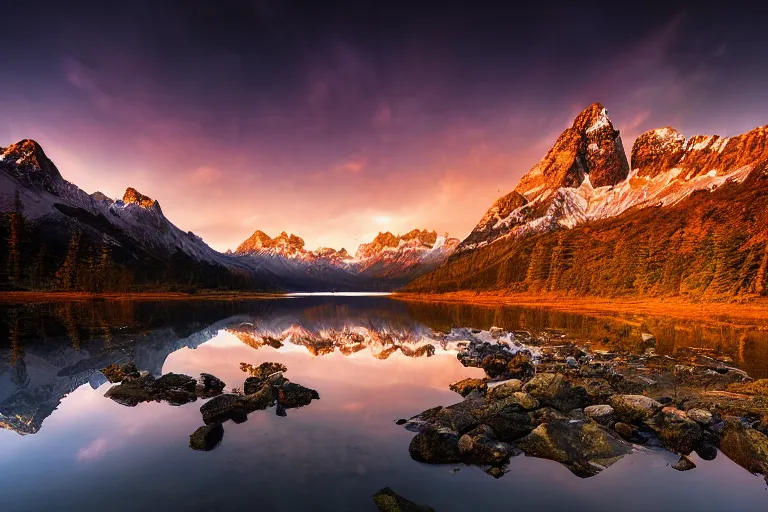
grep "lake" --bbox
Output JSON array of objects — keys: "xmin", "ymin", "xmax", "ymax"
[{"xmin": 1, "ymin": 295, "xmax": 767, "ymax": 511}]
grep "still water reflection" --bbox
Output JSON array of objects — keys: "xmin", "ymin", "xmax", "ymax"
[{"xmin": 0, "ymin": 296, "xmax": 766, "ymax": 511}]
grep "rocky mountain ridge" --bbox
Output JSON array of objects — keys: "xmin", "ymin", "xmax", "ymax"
[{"xmin": 407, "ymin": 103, "xmax": 768, "ymax": 299}]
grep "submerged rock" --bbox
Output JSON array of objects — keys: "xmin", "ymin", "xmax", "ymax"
[
  {"xmin": 240, "ymin": 361, "xmax": 288, "ymax": 379},
  {"xmin": 409, "ymin": 428, "xmax": 461, "ymax": 463},
  {"xmin": 372, "ymin": 487, "xmax": 435, "ymax": 512},
  {"xmin": 457, "ymin": 424, "xmax": 519, "ymax": 465},
  {"xmin": 189, "ymin": 423, "xmax": 224, "ymax": 451},
  {"xmin": 516, "ymin": 420, "xmax": 632, "ymax": 477},
  {"xmin": 672, "ymin": 455, "xmax": 696, "ymax": 471}
]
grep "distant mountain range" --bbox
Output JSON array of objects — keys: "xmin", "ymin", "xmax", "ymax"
[
  {"xmin": 0, "ymin": 141, "xmax": 457, "ymax": 292},
  {"xmin": 407, "ymin": 103, "xmax": 768, "ymax": 299},
  {"xmin": 4, "ymin": 101, "xmax": 768, "ymax": 298}
]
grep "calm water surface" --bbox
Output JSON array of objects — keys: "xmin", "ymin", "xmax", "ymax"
[{"xmin": 1, "ymin": 296, "xmax": 767, "ymax": 511}]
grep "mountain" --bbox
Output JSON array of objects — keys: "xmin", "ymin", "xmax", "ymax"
[
  {"xmin": 406, "ymin": 103, "xmax": 768, "ymax": 299},
  {"xmin": 0, "ymin": 139, "xmax": 278, "ymax": 292},
  {"xmin": 231, "ymin": 228, "xmax": 459, "ymax": 290}
]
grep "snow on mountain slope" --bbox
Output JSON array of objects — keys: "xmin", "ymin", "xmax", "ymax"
[
  {"xmin": 231, "ymin": 228, "xmax": 459, "ymax": 289},
  {"xmin": 457, "ymin": 104, "xmax": 768, "ymax": 253}
]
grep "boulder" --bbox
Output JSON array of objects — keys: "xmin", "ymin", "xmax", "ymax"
[
  {"xmin": 656, "ymin": 407, "xmax": 704, "ymax": 455},
  {"xmin": 196, "ymin": 373, "xmax": 225, "ymax": 397},
  {"xmin": 101, "ymin": 362, "xmax": 140, "ymax": 383},
  {"xmin": 189, "ymin": 423, "xmax": 224, "ymax": 451},
  {"xmin": 482, "ymin": 354, "xmax": 512, "ymax": 379},
  {"xmin": 695, "ymin": 443, "xmax": 718, "ymax": 461},
  {"xmin": 687, "ymin": 408, "xmax": 714, "ymax": 426},
  {"xmin": 523, "ymin": 373, "xmax": 589, "ymax": 411},
  {"xmin": 719, "ymin": 419, "xmax": 768, "ymax": 477},
  {"xmin": 243, "ymin": 376, "xmax": 265, "ymax": 395},
  {"xmin": 584, "ymin": 405, "xmax": 616, "ymax": 427},
  {"xmin": 457, "ymin": 425, "xmax": 519, "ymax": 465},
  {"xmin": 409, "ymin": 428, "xmax": 461, "ymax": 463},
  {"xmin": 516, "ymin": 419, "xmax": 632, "ymax": 477},
  {"xmin": 609, "ymin": 395, "xmax": 662, "ymax": 423},
  {"xmin": 486, "ymin": 379, "xmax": 524, "ymax": 400},
  {"xmin": 104, "ymin": 374, "xmax": 157, "ymax": 407},
  {"xmin": 153, "ymin": 373, "xmax": 198, "ymax": 405},
  {"xmin": 278, "ymin": 382, "xmax": 320, "ymax": 409},
  {"xmin": 242, "ymin": 384, "xmax": 274, "ymax": 412},
  {"xmin": 449, "ymin": 378, "xmax": 488, "ymax": 397},
  {"xmin": 506, "ymin": 352, "xmax": 535, "ymax": 381},
  {"xmin": 372, "ymin": 487, "xmax": 435, "ymax": 512},
  {"xmin": 484, "ymin": 409, "xmax": 534, "ymax": 442},
  {"xmin": 201, "ymin": 394, "xmax": 248, "ymax": 424}
]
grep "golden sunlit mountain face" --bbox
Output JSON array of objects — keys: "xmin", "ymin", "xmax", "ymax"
[{"xmin": 3, "ymin": 1, "xmax": 768, "ymax": 252}]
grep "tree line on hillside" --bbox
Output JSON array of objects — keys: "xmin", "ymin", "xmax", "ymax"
[
  {"xmin": 406, "ymin": 163, "xmax": 768, "ymax": 300},
  {"xmin": 0, "ymin": 189, "xmax": 274, "ymax": 293}
]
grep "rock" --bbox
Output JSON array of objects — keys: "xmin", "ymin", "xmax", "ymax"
[
  {"xmin": 449, "ymin": 378, "xmax": 488, "ymax": 397},
  {"xmin": 457, "ymin": 425, "xmax": 518, "ymax": 465},
  {"xmin": 516, "ymin": 419, "xmax": 632, "ymax": 477},
  {"xmin": 243, "ymin": 376, "xmax": 265, "ymax": 395},
  {"xmin": 506, "ymin": 352, "xmax": 535, "ymax": 381},
  {"xmin": 486, "ymin": 466, "xmax": 505, "ymax": 478},
  {"xmin": 695, "ymin": 443, "xmax": 718, "ymax": 461},
  {"xmin": 609, "ymin": 395, "xmax": 662, "ymax": 423},
  {"xmin": 719, "ymin": 418, "xmax": 768, "ymax": 477},
  {"xmin": 672, "ymin": 455, "xmax": 696, "ymax": 471},
  {"xmin": 613, "ymin": 422, "xmax": 637, "ymax": 441},
  {"xmin": 153, "ymin": 373, "xmax": 198, "ymax": 406},
  {"xmin": 481, "ymin": 354, "xmax": 512, "ymax": 379},
  {"xmin": 372, "ymin": 487, "xmax": 435, "ymax": 512},
  {"xmin": 486, "ymin": 379, "xmax": 524, "ymax": 400},
  {"xmin": 409, "ymin": 428, "xmax": 461, "ymax": 463},
  {"xmin": 278, "ymin": 382, "xmax": 320, "ymax": 409},
  {"xmin": 687, "ymin": 408, "xmax": 714, "ymax": 426},
  {"xmin": 104, "ymin": 374, "xmax": 157, "ymax": 407},
  {"xmin": 584, "ymin": 405, "xmax": 616, "ymax": 427},
  {"xmin": 483, "ymin": 408, "xmax": 534, "ymax": 442},
  {"xmin": 395, "ymin": 418, "xmax": 407, "ymax": 425},
  {"xmin": 566, "ymin": 356, "xmax": 578, "ymax": 367},
  {"xmin": 196, "ymin": 373, "xmax": 225, "ymax": 396},
  {"xmin": 657, "ymin": 407, "xmax": 704, "ymax": 455},
  {"xmin": 523, "ymin": 373, "xmax": 589, "ymax": 411},
  {"xmin": 242, "ymin": 384, "xmax": 274, "ymax": 412},
  {"xmin": 189, "ymin": 423, "xmax": 224, "ymax": 451},
  {"xmin": 506, "ymin": 392, "xmax": 539, "ymax": 411},
  {"xmin": 200, "ymin": 394, "xmax": 248, "ymax": 424}
]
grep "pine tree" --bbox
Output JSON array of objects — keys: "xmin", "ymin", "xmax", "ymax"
[
  {"xmin": 56, "ymin": 230, "xmax": 82, "ymax": 291},
  {"xmin": 7, "ymin": 188, "xmax": 25, "ymax": 285}
]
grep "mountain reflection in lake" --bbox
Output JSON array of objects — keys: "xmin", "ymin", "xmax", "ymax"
[{"xmin": 0, "ymin": 296, "xmax": 766, "ymax": 511}]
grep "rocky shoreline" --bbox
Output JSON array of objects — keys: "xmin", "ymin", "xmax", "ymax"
[{"xmin": 398, "ymin": 328, "xmax": 768, "ymax": 482}]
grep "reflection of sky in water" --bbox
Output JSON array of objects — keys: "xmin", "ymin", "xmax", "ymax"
[{"xmin": 0, "ymin": 328, "xmax": 765, "ymax": 511}]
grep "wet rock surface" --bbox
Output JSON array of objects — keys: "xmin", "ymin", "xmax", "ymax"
[
  {"xmin": 189, "ymin": 423, "xmax": 224, "ymax": 451},
  {"xmin": 396, "ymin": 327, "xmax": 768, "ymax": 481}
]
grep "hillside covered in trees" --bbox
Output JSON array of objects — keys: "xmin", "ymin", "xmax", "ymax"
[{"xmin": 405, "ymin": 160, "xmax": 768, "ymax": 299}]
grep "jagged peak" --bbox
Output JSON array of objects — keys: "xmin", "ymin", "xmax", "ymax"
[
  {"xmin": 0, "ymin": 139, "xmax": 63, "ymax": 185},
  {"xmin": 572, "ymin": 102, "xmax": 611, "ymax": 134},
  {"xmin": 122, "ymin": 187, "xmax": 160, "ymax": 210},
  {"xmin": 235, "ymin": 230, "xmax": 305, "ymax": 254}
]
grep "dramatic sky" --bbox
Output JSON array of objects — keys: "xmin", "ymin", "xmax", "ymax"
[{"xmin": 2, "ymin": 1, "xmax": 767, "ymax": 252}]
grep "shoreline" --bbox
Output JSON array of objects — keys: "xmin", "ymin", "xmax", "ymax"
[{"xmin": 393, "ymin": 291, "xmax": 768, "ymax": 325}]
